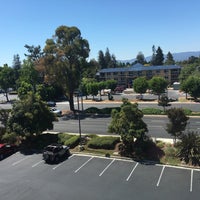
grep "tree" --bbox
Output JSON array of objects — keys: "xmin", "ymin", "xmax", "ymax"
[
  {"xmin": 12, "ymin": 54, "xmax": 21, "ymax": 89},
  {"xmin": 150, "ymin": 46, "xmax": 164, "ymax": 66},
  {"xmin": 148, "ymin": 76, "xmax": 168, "ymax": 99},
  {"xmin": 86, "ymin": 82, "xmax": 99, "ymax": 100},
  {"xmin": 108, "ymin": 99, "xmax": 148, "ymax": 153},
  {"xmin": 43, "ymin": 25, "xmax": 90, "ymax": 111},
  {"xmin": 158, "ymin": 94, "xmax": 170, "ymax": 111},
  {"xmin": 98, "ymin": 50, "xmax": 106, "ymax": 69},
  {"xmin": 136, "ymin": 52, "xmax": 146, "ymax": 65},
  {"xmin": 151, "ymin": 45, "xmax": 157, "ymax": 66},
  {"xmin": 18, "ymin": 60, "xmax": 39, "ymax": 94},
  {"xmin": 181, "ymin": 75, "xmax": 200, "ymax": 100},
  {"xmin": 165, "ymin": 51, "xmax": 175, "ymax": 65},
  {"xmin": 24, "ymin": 44, "xmax": 43, "ymax": 63},
  {"xmin": 6, "ymin": 92, "xmax": 55, "ymax": 139},
  {"xmin": 166, "ymin": 108, "xmax": 189, "ymax": 143},
  {"xmin": 177, "ymin": 131, "xmax": 200, "ymax": 165},
  {"xmin": 0, "ymin": 65, "xmax": 15, "ymax": 102},
  {"xmin": 105, "ymin": 79, "xmax": 117, "ymax": 91},
  {"xmin": 155, "ymin": 46, "xmax": 164, "ymax": 66},
  {"xmin": 133, "ymin": 77, "xmax": 148, "ymax": 97}
]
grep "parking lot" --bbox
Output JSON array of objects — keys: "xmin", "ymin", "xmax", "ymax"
[{"xmin": 0, "ymin": 152, "xmax": 200, "ymax": 200}]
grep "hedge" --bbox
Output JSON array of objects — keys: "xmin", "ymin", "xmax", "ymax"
[
  {"xmin": 64, "ymin": 135, "xmax": 80, "ymax": 148},
  {"xmin": 87, "ymin": 136, "xmax": 120, "ymax": 150}
]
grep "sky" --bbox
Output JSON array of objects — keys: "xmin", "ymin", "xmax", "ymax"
[{"xmin": 0, "ymin": 0, "xmax": 200, "ymax": 66}]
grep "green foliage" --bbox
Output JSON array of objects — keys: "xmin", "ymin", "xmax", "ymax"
[
  {"xmin": 84, "ymin": 107, "xmax": 120, "ymax": 114},
  {"xmin": 64, "ymin": 135, "xmax": 80, "ymax": 148},
  {"xmin": 148, "ymin": 76, "xmax": 168, "ymax": 98},
  {"xmin": 166, "ymin": 108, "xmax": 189, "ymax": 142},
  {"xmin": 108, "ymin": 99, "xmax": 148, "ymax": 153},
  {"xmin": 141, "ymin": 108, "xmax": 163, "ymax": 115},
  {"xmin": 7, "ymin": 92, "xmax": 55, "ymax": 138},
  {"xmin": 0, "ymin": 65, "xmax": 16, "ymax": 102},
  {"xmin": 165, "ymin": 51, "xmax": 175, "ymax": 65},
  {"xmin": 2, "ymin": 132, "xmax": 18, "ymax": 144},
  {"xmin": 87, "ymin": 136, "xmax": 120, "ymax": 150},
  {"xmin": 43, "ymin": 25, "xmax": 90, "ymax": 111},
  {"xmin": 58, "ymin": 133, "xmax": 73, "ymax": 144},
  {"xmin": 181, "ymin": 75, "xmax": 200, "ymax": 100},
  {"xmin": 176, "ymin": 131, "xmax": 200, "ymax": 165},
  {"xmin": 133, "ymin": 77, "xmax": 148, "ymax": 94}
]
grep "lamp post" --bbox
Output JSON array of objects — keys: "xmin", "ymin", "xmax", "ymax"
[{"xmin": 76, "ymin": 91, "xmax": 83, "ymax": 151}]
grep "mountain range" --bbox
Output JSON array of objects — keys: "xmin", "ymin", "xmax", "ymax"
[{"xmin": 120, "ymin": 51, "xmax": 200, "ymax": 63}]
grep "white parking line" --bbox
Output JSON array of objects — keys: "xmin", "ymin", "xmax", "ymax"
[
  {"xmin": 74, "ymin": 157, "xmax": 93, "ymax": 173},
  {"xmin": 157, "ymin": 165, "xmax": 165, "ymax": 187},
  {"xmin": 126, "ymin": 162, "xmax": 138, "ymax": 181},
  {"xmin": 190, "ymin": 169, "xmax": 193, "ymax": 192},
  {"xmin": 32, "ymin": 160, "xmax": 44, "ymax": 168},
  {"xmin": 52, "ymin": 154, "xmax": 75, "ymax": 170},
  {"xmin": 99, "ymin": 159, "xmax": 115, "ymax": 177},
  {"xmin": 12, "ymin": 156, "xmax": 30, "ymax": 166}
]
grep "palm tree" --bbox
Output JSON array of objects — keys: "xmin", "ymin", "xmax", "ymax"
[{"xmin": 176, "ymin": 131, "xmax": 200, "ymax": 165}]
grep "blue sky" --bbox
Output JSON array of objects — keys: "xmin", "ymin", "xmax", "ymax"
[{"xmin": 0, "ymin": 0, "xmax": 200, "ymax": 66}]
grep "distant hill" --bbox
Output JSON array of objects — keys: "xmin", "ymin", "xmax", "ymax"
[{"xmin": 119, "ymin": 51, "xmax": 200, "ymax": 63}]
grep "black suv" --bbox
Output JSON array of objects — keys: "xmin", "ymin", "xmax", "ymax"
[{"xmin": 43, "ymin": 144, "xmax": 70, "ymax": 163}]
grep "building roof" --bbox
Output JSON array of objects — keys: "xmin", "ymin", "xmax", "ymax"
[{"xmin": 99, "ymin": 63, "xmax": 181, "ymax": 73}]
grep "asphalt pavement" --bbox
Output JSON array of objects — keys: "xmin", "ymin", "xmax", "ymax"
[{"xmin": 0, "ymin": 152, "xmax": 200, "ymax": 200}]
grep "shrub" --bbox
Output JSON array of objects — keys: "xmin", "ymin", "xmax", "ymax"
[
  {"xmin": 88, "ymin": 136, "xmax": 120, "ymax": 150},
  {"xmin": 64, "ymin": 135, "xmax": 80, "ymax": 148},
  {"xmin": 183, "ymin": 108, "xmax": 192, "ymax": 115},
  {"xmin": 142, "ymin": 108, "xmax": 163, "ymax": 115},
  {"xmin": 58, "ymin": 133, "xmax": 73, "ymax": 144}
]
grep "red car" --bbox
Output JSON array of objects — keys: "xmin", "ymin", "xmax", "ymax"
[{"xmin": 0, "ymin": 143, "xmax": 17, "ymax": 160}]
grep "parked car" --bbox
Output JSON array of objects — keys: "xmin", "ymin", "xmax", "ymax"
[
  {"xmin": 43, "ymin": 143, "xmax": 70, "ymax": 163},
  {"xmin": 50, "ymin": 107, "xmax": 62, "ymax": 117},
  {"xmin": 47, "ymin": 101, "xmax": 56, "ymax": 107},
  {"xmin": 0, "ymin": 143, "xmax": 17, "ymax": 160}
]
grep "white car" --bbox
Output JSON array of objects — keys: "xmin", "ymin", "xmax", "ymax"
[{"xmin": 50, "ymin": 107, "xmax": 62, "ymax": 117}]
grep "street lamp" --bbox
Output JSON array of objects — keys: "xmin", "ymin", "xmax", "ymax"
[{"xmin": 76, "ymin": 91, "xmax": 83, "ymax": 151}]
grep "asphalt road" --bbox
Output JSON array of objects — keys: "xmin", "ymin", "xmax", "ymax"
[
  {"xmin": 52, "ymin": 115, "xmax": 200, "ymax": 138},
  {"xmin": 0, "ymin": 152, "xmax": 200, "ymax": 200}
]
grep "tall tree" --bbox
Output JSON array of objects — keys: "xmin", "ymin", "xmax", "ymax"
[
  {"xmin": 165, "ymin": 51, "xmax": 175, "ymax": 65},
  {"xmin": 150, "ymin": 45, "xmax": 157, "ymax": 65},
  {"xmin": 136, "ymin": 52, "xmax": 146, "ymax": 65},
  {"xmin": 98, "ymin": 50, "xmax": 106, "ymax": 69},
  {"xmin": 12, "ymin": 54, "xmax": 22, "ymax": 90},
  {"xmin": 24, "ymin": 44, "xmax": 43, "ymax": 63},
  {"xmin": 43, "ymin": 25, "xmax": 90, "ymax": 111},
  {"xmin": 155, "ymin": 46, "xmax": 164, "ymax": 65}
]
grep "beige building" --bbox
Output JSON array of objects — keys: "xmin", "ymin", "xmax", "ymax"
[{"xmin": 98, "ymin": 63, "xmax": 181, "ymax": 86}]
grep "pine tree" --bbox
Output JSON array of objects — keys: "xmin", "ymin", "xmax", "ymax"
[{"xmin": 165, "ymin": 51, "xmax": 175, "ymax": 65}]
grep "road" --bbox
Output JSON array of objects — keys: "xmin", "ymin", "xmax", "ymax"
[{"xmin": 52, "ymin": 115, "xmax": 200, "ymax": 138}]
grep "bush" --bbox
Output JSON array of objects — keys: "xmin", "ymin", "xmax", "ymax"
[
  {"xmin": 85, "ymin": 107, "xmax": 120, "ymax": 115},
  {"xmin": 64, "ymin": 135, "xmax": 80, "ymax": 148},
  {"xmin": 58, "ymin": 133, "xmax": 73, "ymax": 144},
  {"xmin": 88, "ymin": 136, "xmax": 120, "ymax": 150},
  {"xmin": 183, "ymin": 108, "xmax": 192, "ymax": 115},
  {"xmin": 142, "ymin": 108, "xmax": 163, "ymax": 115}
]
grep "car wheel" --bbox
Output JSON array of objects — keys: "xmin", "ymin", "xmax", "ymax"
[{"xmin": 0, "ymin": 154, "xmax": 4, "ymax": 160}]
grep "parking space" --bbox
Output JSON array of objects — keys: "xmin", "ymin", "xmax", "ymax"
[{"xmin": 0, "ymin": 153, "xmax": 200, "ymax": 200}]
